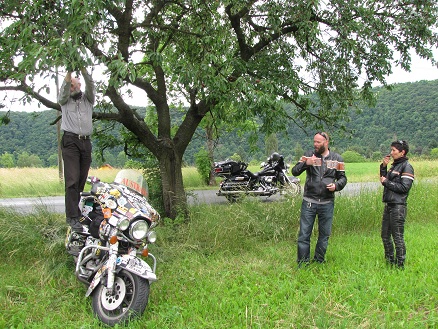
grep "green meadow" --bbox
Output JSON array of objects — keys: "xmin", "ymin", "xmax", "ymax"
[
  {"xmin": 0, "ymin": 161, "xmax": 437, "ymax": 328},
  {"xmin": 2, "ymin": 159, "xmax": 438, "ymax": 197}
]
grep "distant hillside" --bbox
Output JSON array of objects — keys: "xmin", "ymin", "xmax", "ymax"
[
  {"xmin": 0, "ymin": 110, "xmax": 59, "ymax": 166},
  {"xmin": 1, "ymin": 79, "xmax": 437, "ymax": 166},
  {"xmin": 189, "ymin": 79, "xmax": 438, "ymax": 162},
  {"xmin": 337, "ymin": 80, "xmax": 438, "ymax": 156}
]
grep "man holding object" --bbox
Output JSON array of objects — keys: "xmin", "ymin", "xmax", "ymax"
[
  {"xmin": 292, "ymin": 132, "xmax": 347, "ymax": 266},
  {"xmin": 58, "ymin": 67, "xmax": 95, "ymax": 232}
]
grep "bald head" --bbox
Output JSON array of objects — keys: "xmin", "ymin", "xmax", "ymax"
[{"xmin": 70, "ymin": 77, "xmax": 82, "ymax": 96}]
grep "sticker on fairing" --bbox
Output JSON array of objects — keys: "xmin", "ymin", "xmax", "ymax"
[
  {"xmin": 117, "ymin": 197, "xmax": 127, "ymax": 207},
  {"xmin": 117, "ymin": 256, "xmax": 155, "ymax": 280},
  {"xmin": 108, "ymin": 215, "xmax": 119, "ymax": 226},
  {"xmin": 82, "ymin": 205, "xmax": 93, "ymax": 216}
]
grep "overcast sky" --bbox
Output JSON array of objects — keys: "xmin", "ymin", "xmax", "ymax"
[
  {"xmin": 385, "ymin": 52, "xmax": 438, "ymax": 84},
  {"xmin": 2, "ymin": 50, "xmax": 437, "ymax": 113}
]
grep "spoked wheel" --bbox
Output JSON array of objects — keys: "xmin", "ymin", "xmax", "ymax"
[
  {"xmin": 91, "ymin": 269, "xmax": 150, "ymax": 326},
  {"xmin": 280, "ymin": 181, "xmax": 301, "ymax": 197}
]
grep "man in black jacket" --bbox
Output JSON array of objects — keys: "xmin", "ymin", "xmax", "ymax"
[
  {"xmin": 292, "ymin": 132, "xmax": 347, "ymax": 266},
  {"xmin": 380, "ymin": 140, "xmax": 414, "ymax": 269}
]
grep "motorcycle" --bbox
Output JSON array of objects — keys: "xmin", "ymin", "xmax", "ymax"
[
  {"xmin": 65, "ymin": 169, "xmax": 160, "ymax": 326},
  {"xmin": 213, "ymin": 152, "xmax": 301, "ymax": 202}
]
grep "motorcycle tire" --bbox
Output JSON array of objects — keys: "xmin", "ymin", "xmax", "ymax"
[
  {"xmin": 280, "ymin": 181, "xmax": 301, "ymax": 197},
  {"xmin": 91, "ymin": 269, "xmax": 150, "ymax": 326}
]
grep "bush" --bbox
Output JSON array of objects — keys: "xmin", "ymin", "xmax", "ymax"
[
  {"xmin": 430, "ymin": 148, "xmax": 438, "ymax": 159},
  {"xmin": 194, "ymin": 148, "xmax": 211, "ymax": 185},
  {"xmin": 371, "ymin": 151, "xmax": 382, "ymax": 162},
  {"xmin": 0, "ymin": 152, "xmax": 15, "ymax": 168},
  {"xmin": 16, "ymin": 151, "xmax": 44, "ymax": 167},
  {"xmin": 341, "ymin": 150, "xmax": 364, "ymax": 163},
  {"xmin": 126, "ymin": 158, "xmax": 164, "ymax": 214}
]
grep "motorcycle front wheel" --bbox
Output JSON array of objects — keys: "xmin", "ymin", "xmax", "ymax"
[
  {"xmin": 91, "ymin": 269, "xmax": 150, "ymax": 326},
  {"xmin": 280, "ymin": 181, "xmax": 301, "ymax": 197}
]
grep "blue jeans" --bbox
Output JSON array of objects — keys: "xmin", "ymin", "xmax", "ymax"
[{"xmin": 297, "ymin": 200, "xmax": 334, "ymax": 264}]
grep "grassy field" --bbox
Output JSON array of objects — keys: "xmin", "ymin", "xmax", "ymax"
[
  {"xmin": 0, "ymin": 167, "xmax": 119, "ymax": 198},
  {"xmin": 1, "ymin": 159, "xmax": 438, "ymax": 197},
  {"xmin": 0, "ymin": 165, "xmax": 437, "ymax": 328}
]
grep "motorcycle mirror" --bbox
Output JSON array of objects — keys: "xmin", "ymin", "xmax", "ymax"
[{"xmin": 88, "ymin": 176, "xmax": 100, "ymax": 184}]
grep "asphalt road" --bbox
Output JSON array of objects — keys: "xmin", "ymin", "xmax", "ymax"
[{"xmin": 0, "ymin": 182, "xmax": 380, "ymax": 215}]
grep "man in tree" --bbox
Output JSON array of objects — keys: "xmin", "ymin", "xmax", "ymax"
[
  {"xmin": 292, "ymin": 132, "xmax": 347, "ymax": 266},
  {"xmin": 1, "ymin": 1, "xmax": 437, "ymax": 219},
  {"xmin": 58, "ymin": 68, "xmax": 95, "ymax": 231}
]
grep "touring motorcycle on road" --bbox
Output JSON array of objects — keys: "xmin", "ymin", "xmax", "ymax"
[
  {"xmin": 65, "ymin": 169, "xmax": 160, "ymax": 326},
  {"xmin": 213, "ymin": 152, "xmax": 301, "ymax": 202}
]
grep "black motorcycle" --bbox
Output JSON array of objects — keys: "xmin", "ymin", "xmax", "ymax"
[{"xmin": 213, "ymin": 152, "xmax": 301, "ymax": 202}]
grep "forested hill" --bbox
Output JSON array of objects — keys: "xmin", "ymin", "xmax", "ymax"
[
  {"xmin": 337, "ymin": 79, "xmax": 438, "ymax": 156},
  {"xmin": 0, "ymin": 110, "xmax": 60, "ymax": 166},
  {"xmin": 202, "ymin": 79, "xmax": 438, "ymax": 162},
  {"xmin": 1, "ymin": 79, "xmax": 437, "ymax": 167}
]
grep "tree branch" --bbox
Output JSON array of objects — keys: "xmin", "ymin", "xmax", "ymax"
[{"xmin": 0, "ymin": 82, "xmax": 60, "ymax": 110}]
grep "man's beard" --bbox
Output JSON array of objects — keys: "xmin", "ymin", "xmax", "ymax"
[
  {"xmin": 71, "ymin": 90, "xmax": 82, "ymax": 100},
  {"xmin": 314, "ymin": 145, "xmax": 326, "ymax": 155}
]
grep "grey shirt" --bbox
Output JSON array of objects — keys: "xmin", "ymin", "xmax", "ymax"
[{"xmin": 58, "ymin": 71, "xmax": 95, "ymax": 136}]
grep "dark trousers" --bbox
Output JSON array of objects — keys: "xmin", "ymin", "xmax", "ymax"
[
  {"xmin": 61, "ymin": 134, "xmax": 92, "ymax": 219},
  {"xmin": 381, "ymin": 203, "xmax": 407, "ymax": 267},
  {"xmin": 297, "ymin": 200, "xmax": 334, "ymax": 264}
]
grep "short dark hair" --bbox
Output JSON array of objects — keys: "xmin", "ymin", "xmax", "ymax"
[{"xmin": 391, "ymin": 140, "xmax": 409, "ymax": 155}]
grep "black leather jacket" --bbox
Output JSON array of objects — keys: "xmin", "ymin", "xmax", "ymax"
[
  {"xmin": 292, "ymin": 150, "xmax": 347, "ymax": 202},
  {"xmin": 380, "ymin": 157, "xmax": 414, "ymax": 204}
]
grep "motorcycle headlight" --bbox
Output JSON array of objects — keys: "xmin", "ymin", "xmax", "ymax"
[
  {"xmin": 117, "ymin": 218, "xmax": 130, "ymax": 231},
  {"xmin": 147, "ymin": 231, "xmax": 157, "ymax": 243},
  {"xmin": 129, "ymin": 220, "xmax": 149, "ymax": 240}
]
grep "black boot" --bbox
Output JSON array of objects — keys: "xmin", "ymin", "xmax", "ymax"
[
  {"xmin": 396, "ymin": 260, "xmax": 405, "ymax": 270},
  {"xmin": 385, "ymin": 255, "xmax": 395, "ymax": 266},
  {"xmin": 66, "ymin": 217, "xmax": 83, "ymax": 232}
]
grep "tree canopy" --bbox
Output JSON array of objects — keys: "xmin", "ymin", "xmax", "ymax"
[
  {"xmin": 2, "ymin": 80, "xmax": 438, "ymax": 169},
  {"xmin": 1, "ymin": 0, "xmax": 437, "ymax": 218}
]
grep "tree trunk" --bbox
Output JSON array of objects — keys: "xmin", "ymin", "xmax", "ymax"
[
  {"xmin": 206, "ymin": 124, "xmax": 217, "ymax": 186},
  {"xmin": 158, "ymin": 149, "xmax": 187, "ymax": 219},
  {"xmin": 55, "ymin": 69, "xmax": 63, "ymax": 183}
]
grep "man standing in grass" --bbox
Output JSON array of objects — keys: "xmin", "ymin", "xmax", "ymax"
[
  {"xmin": 380, "ymin": 140, "xmax": 414, "ymax": 269},
  {"xmin": 58, "ymin": 67, "xmax": 95, "ymax": 232},
  {"xmin": 292, "ymin": 132, "xmax": 347, "ymax": 266}
]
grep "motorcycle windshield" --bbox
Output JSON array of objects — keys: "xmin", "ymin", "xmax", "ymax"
[{"xmin": 114, "ymin": 169, "xmax": 149, "ymax": 199}]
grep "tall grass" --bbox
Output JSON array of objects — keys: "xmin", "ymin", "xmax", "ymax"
[
  {"xmin": 2, "ymin": 160, "xmax": 436, "ymax": 198},
  {"xmin": 0, "ymin": 168, "xmax": 119, "ymax": 198},
  {"xmin": 182, "ymin": 166, "xmax": 207, "ymax": 189},
  {"xmin": 1, "ymin": 182, "xmax": 437, "ymax": 328}
]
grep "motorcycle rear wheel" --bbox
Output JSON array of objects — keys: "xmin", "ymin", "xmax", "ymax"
[{"xmin": 91, "ymin": 269, "xmax": 150, "ymax": 326}]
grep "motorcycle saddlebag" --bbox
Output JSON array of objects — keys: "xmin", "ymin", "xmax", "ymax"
[{"xmin": 214, "ymin": 160, "xmax": 243, "ymax": 176}]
